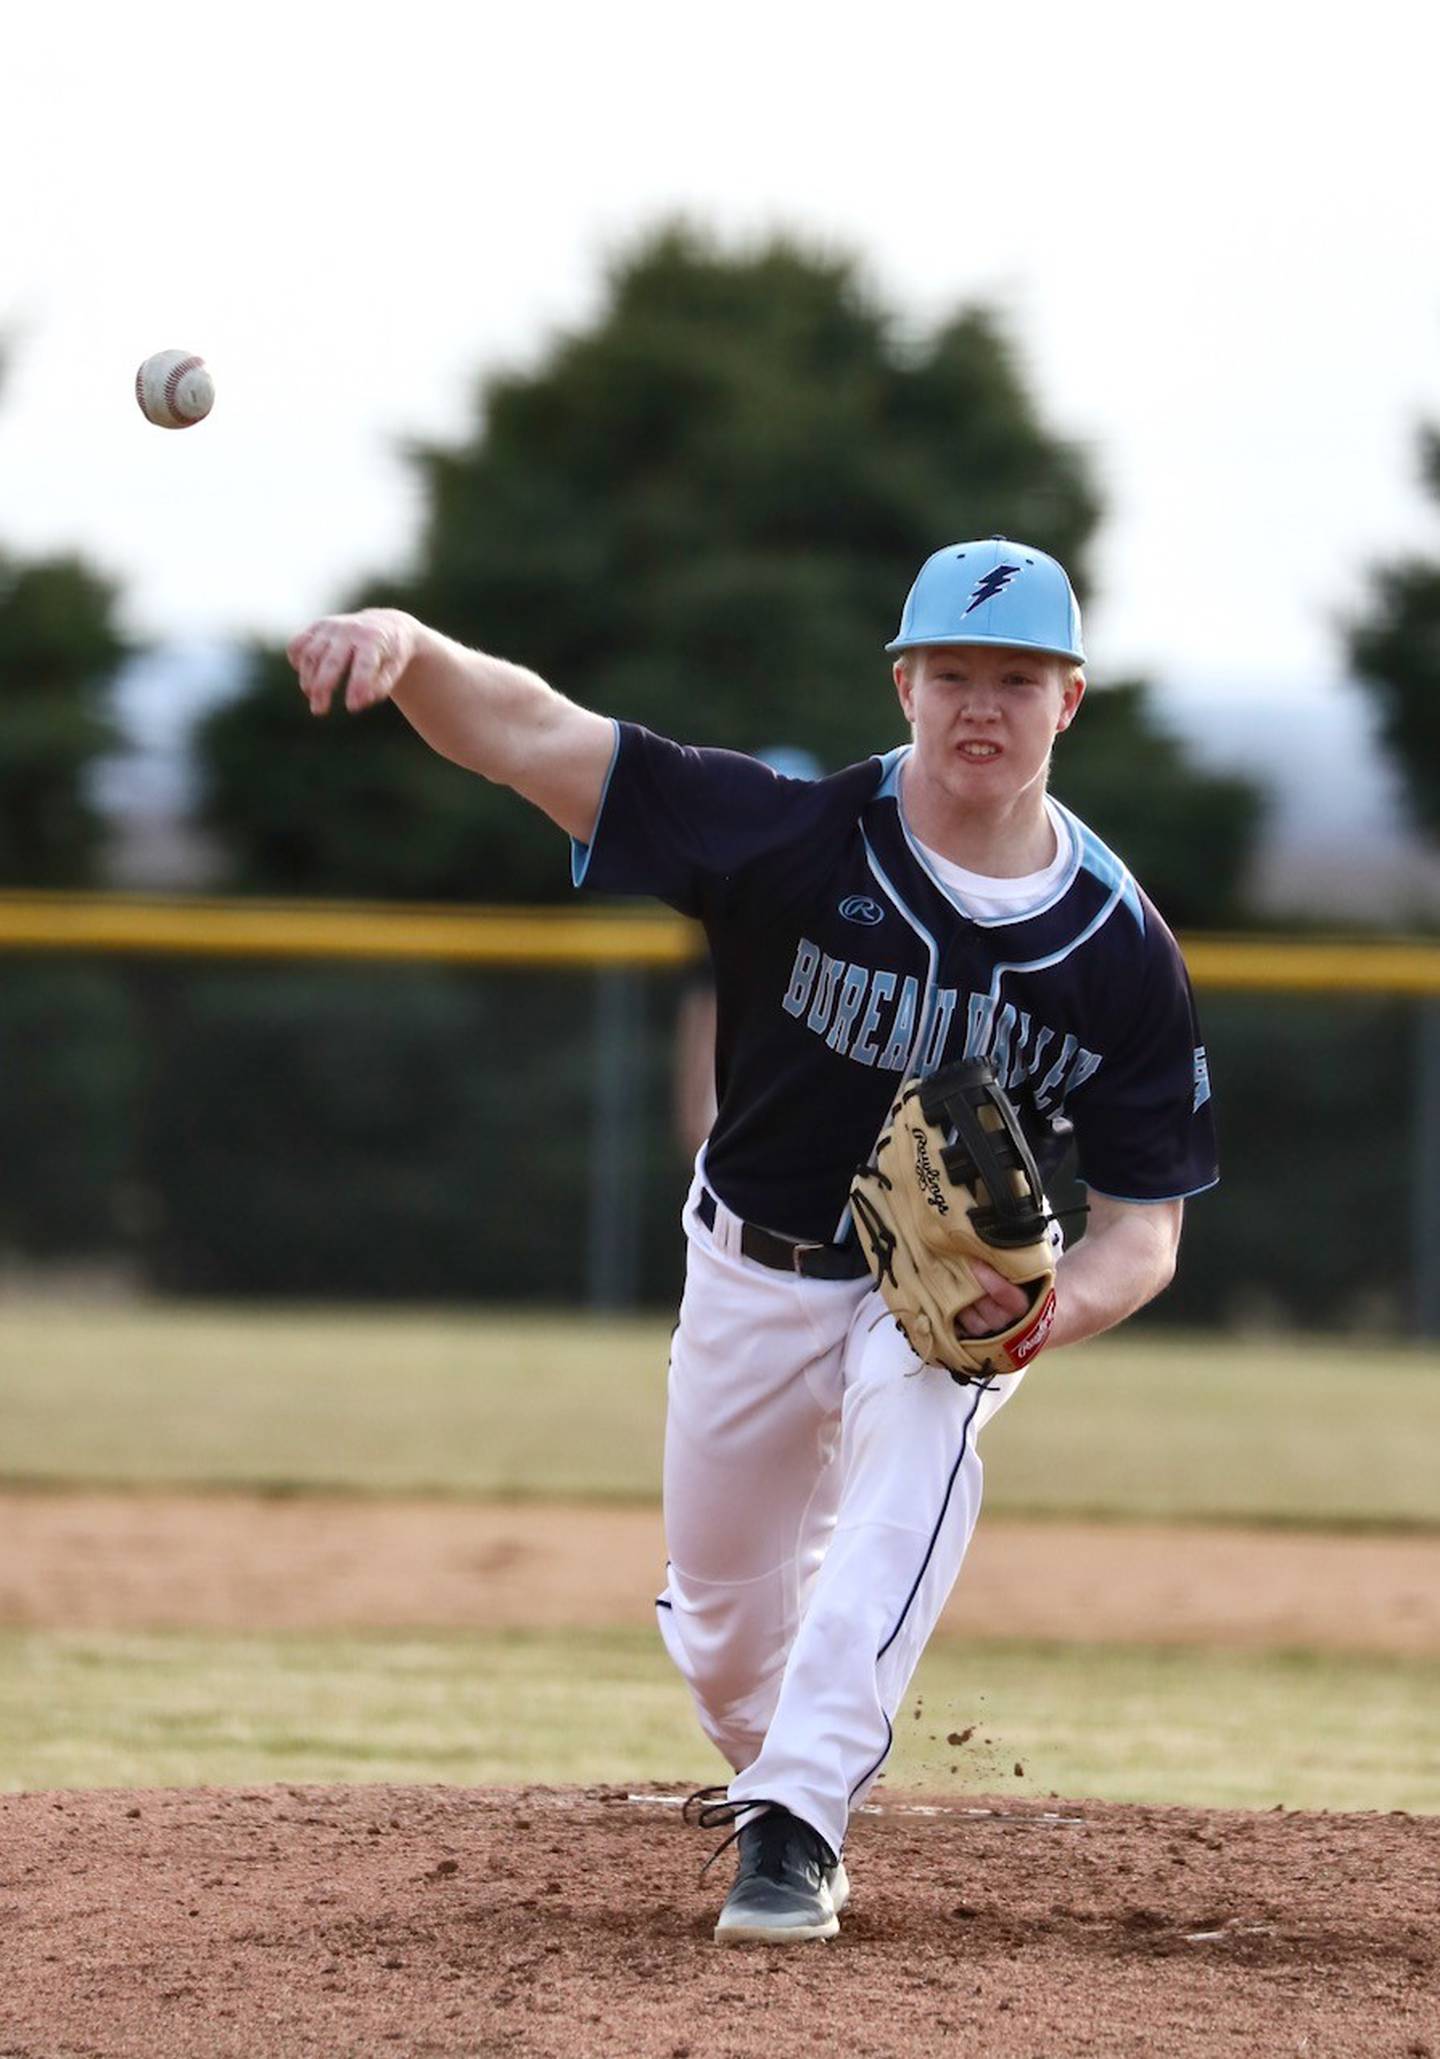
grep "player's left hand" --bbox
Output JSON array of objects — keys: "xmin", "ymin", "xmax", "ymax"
[
  {"xmin": 850, "ymin": 1060, "xmax": 1059, "ymax": 1380},
  {"xmin": 955, "ymin": 1261, "xmax": 1032, "ymax": 1337}
]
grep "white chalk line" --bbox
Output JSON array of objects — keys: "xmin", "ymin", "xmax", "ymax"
[{"xmin": 624, "ymin": 1792, "xmax": 1086, "ymax": 1826}]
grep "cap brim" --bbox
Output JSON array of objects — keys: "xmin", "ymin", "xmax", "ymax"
[{"xmin": 885, "ymin": 632, "xmax": 1085, "ymax": 662}]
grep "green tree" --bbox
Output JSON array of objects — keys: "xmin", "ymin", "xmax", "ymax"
[
  {"xmin": 0, "ymin": 551, "xmax": 128, "ymax": 884},
  {"xmin": 198, "ymin": 223, "xmax": 1259, "ymax": 918},
  {"xmin": 1346, "ymin": 424, "xmax": 1440, "ymax": 838},
  {"xmin": 0, "ymin": 352, "xmax": 137, "ymax": 1263},
  {"xmin": 0, "ymin": 344, "xmax": 128, "ymax": 883}
]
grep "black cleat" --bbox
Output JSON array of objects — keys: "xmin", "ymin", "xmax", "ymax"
[{"xmin": 714, "ymin": 1806, "xmax": 845, "ymax": 1945}]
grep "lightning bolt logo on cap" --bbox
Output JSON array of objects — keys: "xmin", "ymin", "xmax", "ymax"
[{"xmin": 963, "ymin": 562, "xmax": 1023, "ymax": 616}]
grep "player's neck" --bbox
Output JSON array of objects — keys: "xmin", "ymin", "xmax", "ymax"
[{"xmin": 900, "ymin": 760, "xmax": 1057, "ymax": 879}]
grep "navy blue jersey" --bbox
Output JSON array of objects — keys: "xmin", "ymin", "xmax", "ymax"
[{"xmin": 574, "ymin": 722, "xmax": 1218, "ymax": 1242}]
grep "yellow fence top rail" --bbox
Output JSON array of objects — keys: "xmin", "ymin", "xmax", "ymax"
[
  {"xmin": 1, "ymin": 892, "xmax": 1439, "ymax": 991},
  {"xmin": 0, "ymin": 891, "xmax": 696, "ymax": 967},
  {"xmin": 1182, "ymin": 935, "xmax": 1440, "ymax": 994}
]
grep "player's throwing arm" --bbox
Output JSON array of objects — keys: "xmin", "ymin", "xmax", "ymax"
[{"xmin": 287, "ymin": 608, "xmax": 615, "ymax": 842}]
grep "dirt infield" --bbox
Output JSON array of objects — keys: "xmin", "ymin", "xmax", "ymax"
[
  {"xmin": 1, "ymin": 1782, "xmax": 1435, "ymax": 2058},
  {"xmin": 7, "ymin": 1495, "xmax": 1438, "ymax": 2053},
  {"xmin": 4, "ymin": 1490, "xmax": 1440, "ymax": 1652}
]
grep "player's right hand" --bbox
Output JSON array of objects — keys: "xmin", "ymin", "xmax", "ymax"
[
  {"xmin": 954, "ymin": 1259, "xmax": 1032, "ymax": 1337},
  {"xmin": 287, "ymin": 608, "xmax": 422, "ymax": 717}
]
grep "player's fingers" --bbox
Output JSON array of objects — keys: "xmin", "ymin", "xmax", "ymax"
[
  {"xmin": 287, "ymin": 633, "xmax": 322, "ymax": 708},
  {"xmin": 970, "ymin": 1259, "xmax": 1028, "ymax": 1307},
  {"xmin": 957, "ymin": 1269, "xmax": 1030, "ymax": 1335},
  {"xmin": 289, "ymin": 622, "xmax": 345, "ymax": 699},
  {"xmin": 956, "ymin": 1298, "xmax": 1006, "ymax": 1337},
  {"xmin": 969, "ymin": 1259, "xmax": 1002, "ymax": 1294},
  {"xmin": 285, "ymin": 624, "xmax": 322, "ymax": 670},
  {"xmin": 288, "ymin": 618, "xmax": 369, "ymax": 708},
  {"xmin": 342, "ymin": 647, "xmax": 381, "ymax": 712},
  {"xmin": 300, "ymin": 634, "xmax": 356, "ymax": 716},
  {"xmin": 344, "ymin": 630, "xmax": 397, "ymax": 713}
]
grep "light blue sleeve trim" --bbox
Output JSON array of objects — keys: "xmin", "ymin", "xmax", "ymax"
[
  {"xmin": 570, "ymin": 718, "xmax": 623, "ymax": 889},
  {"xmin": 874, "ymin": 745, "xmax": 910, "ymax": 799},
  {"xmin": 1056, "ymin": 804, "xmax": 1145, "ymax": 934},
  {"xmin": 1079, "ymin": 1176, "xmax": 1220, "ymax": 1204}
]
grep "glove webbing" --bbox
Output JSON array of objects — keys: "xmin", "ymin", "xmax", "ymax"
[{"xmin": 918, "ymin": 1059, "xmax": 1050, "ymax": 1248}]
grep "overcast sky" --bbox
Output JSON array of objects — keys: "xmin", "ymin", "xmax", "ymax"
[{"xmin": 2, "ymin": 0, "xmax": 1437, "ymax": 699}]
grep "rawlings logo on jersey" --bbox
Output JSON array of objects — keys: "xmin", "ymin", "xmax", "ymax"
[{"xmin": 839, "ymin": 895, "xmax": 885, "ymax": 926}]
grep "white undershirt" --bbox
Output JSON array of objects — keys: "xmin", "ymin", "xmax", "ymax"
[{"xmin": 915, "ymin": 799, "xmax": 1074, "ymax": 921}]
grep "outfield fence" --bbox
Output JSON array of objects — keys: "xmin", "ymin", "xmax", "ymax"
[
  {"xmin": 1, "ymin": 892, "xmax": 1437, "ymax": 1333},
  {"xmin": 3, "ymin": 892, "xmax": 1440, "ymax": 988}
]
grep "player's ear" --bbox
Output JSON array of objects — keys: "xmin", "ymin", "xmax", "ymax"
[
  {"xmin": 893, "ymin": 656, "xmax": 917, "ymax": 724},
  {"xmin": 1055, "ymin": 668, "xmax": 1086, "ymax": 732}
]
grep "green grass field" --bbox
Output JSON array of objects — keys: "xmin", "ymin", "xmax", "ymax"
[
  {"xmin": 4, "ymin": 1301, "xmax": 1440, "ymax": 1526},
  {"xmin": 6, "ymin": 1299, "xmax": 1439, "ymax": 1811},
  {"xmin": 5, "ymin": 1627, "xmax": 1436, "ymax": 1814}
]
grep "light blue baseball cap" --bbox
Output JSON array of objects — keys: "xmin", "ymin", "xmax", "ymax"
[{"xmin": 886, "ymin": 537, "xmax": 1085, "ymax": 663}]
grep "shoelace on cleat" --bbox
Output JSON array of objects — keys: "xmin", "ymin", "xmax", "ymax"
[
  {"xmin": 683, "ymin": 1787, "xmax": 836, "ymax": 1880},
  {"xmin": 682, "ymin": 1783, "xmax": 736, "ymax": 1832}
]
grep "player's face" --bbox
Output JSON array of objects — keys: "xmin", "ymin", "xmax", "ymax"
[{"xmin": 894, "ymin": 645, "xmax": 1084, "ymax": 813}]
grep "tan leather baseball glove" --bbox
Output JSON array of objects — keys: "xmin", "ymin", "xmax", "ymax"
[{"xmin": 850, "ymin": 1058, "xmax": 1058, "ymax": 1381}]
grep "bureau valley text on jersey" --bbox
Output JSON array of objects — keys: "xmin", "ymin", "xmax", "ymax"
[{"xmin": 780, "ymin": 935, "xmax": 1103, "ymax": 1108}]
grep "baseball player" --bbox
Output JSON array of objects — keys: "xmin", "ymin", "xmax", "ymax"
[{"xmin": 289, "ymin": 537, "xmax": 1217, "ymax": 1945}]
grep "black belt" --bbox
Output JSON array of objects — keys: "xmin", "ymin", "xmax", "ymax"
[{"xmin": 696, "ymin": 1188, "xmax": 871, "ymax": 1280}]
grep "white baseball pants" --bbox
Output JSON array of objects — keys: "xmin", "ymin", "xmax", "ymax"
[{"xmin": 655, "ymin": 1177, "xmax": 1027, "ymax": 1861}]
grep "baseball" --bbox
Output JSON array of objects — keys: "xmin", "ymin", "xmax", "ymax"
[{"xmin": 135, "ymin": 349, "xmax": 215, "ymax": 430}]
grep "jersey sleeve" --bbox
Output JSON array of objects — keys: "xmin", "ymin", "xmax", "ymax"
[
  {"xmin": 1067, "ymin": 910, "xmax": 1218, "ymax": 1203},
  {"xmin": 571, "ymin": 720, "xmax": 841, "ymax": 918}
]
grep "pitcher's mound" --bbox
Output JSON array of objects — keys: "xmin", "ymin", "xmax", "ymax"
[{"xmin": 1, "ymin": 1782, "xmax": 1433, "ymax": 2057}]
